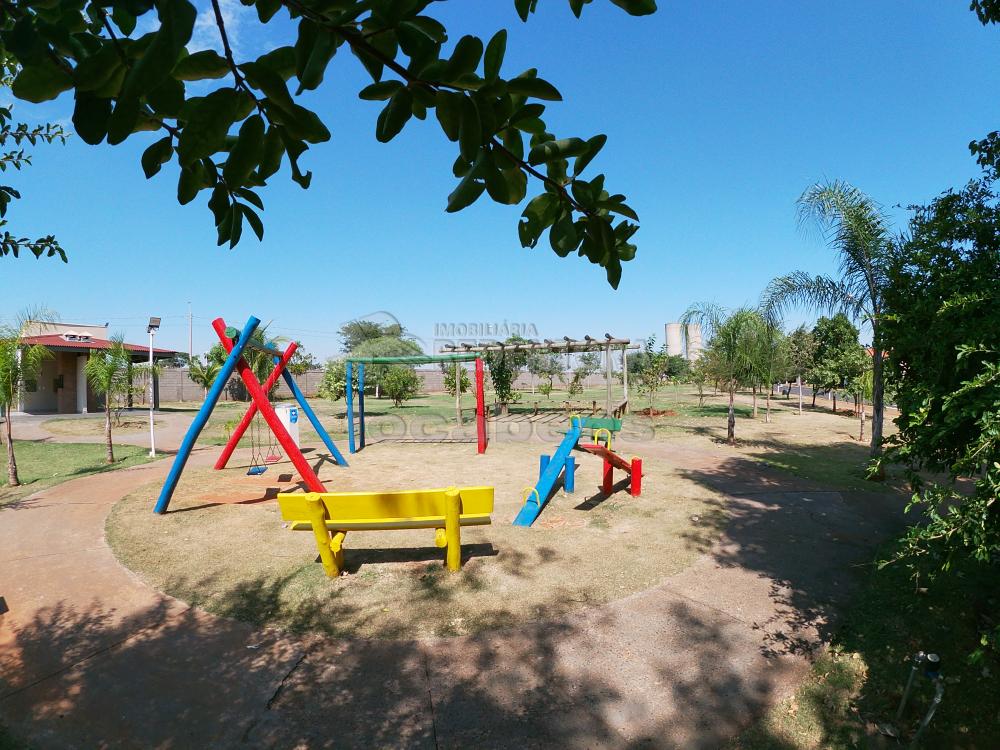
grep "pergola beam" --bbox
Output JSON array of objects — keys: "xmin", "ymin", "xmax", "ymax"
[{"xmin": 441, "ymin": 337, "xmax": 636, "ymax": 355}]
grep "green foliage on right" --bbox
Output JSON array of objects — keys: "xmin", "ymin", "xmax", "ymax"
[{"xmin": 881, "ymin": 179, "xmax": 1000, "ymax": 590}]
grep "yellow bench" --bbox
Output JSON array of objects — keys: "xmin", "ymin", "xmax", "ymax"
[{"xmin": 277, "ymin": 486, "xmax": 494, "ymax": 577}]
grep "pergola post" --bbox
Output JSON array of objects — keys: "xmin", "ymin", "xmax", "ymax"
[
  {"xmin": 455, "ymin": 360, "xmax": 463, "ymax": 426},
  {"xmin": 605, "ymin": 343, "xmax": 612, "ymax": 416},
  {"xmin": 621, "ymin": 345, "xmax": 629, "ymax": 414}
]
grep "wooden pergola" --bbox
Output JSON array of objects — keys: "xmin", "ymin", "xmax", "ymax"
[{"xmin": 441, "ymin": 335, "xmax": 637, "ymax": 416}]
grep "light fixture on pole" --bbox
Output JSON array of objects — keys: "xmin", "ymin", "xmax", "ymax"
[{"xmin": 147, "ymin": 317, "xmax": 161, "ymax": 457}]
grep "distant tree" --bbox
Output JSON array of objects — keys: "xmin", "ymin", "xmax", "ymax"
[
  {"xmin": 318, "ymin": 359, "xmax": 349, "ymax": 402},
  {"xmin": 351, "ymin": 336, "xmax": 423, "ymax": 398},
  {"xmin": 382, "ymin": 365, "xmax": 420, "ymax": 407},
  {"xmin": 844, "ymin": 347, "xmax": 873, "ymax": 441},
  {"xmin": 632, "ymin": 336, "xmax": 672, "ymax": 412},
  {"xmin": 287, "ymin": 347, "xmax": 318, "ymax": 377},
  {"xmin": 683, "ymin": 303, "xmax": 765, "ymax": 445},
  {"xmin": 808, "ymin": 314, "xmax": 860, "ymax": 413},
  {"xmin": 484, "ymin": 336, "xmax": 529, "ymax": 414},
  {"xmin": 442, "ymin": 364, "xmax": 471, "ymax": 397},
  {"xmin": 754, "ymin": 322, "xmax": 787, "ymax": 423},
  {"xmin": 527, "ymin": 352, "xmax": 563, "ymax": 398},
  {"xmin": 187, "ymin": 356, "xmax": 221, "ymax": 397},
  {"xmin": 0, "ymin": 311, "xmax": 52, "ymax": 486},
  {"xmin": 784, "ymin": 325, "xmax": 817, "ymax": 414},
  {"xmin": 339, "ymin": 319, "xmax": 411, "ymax": 353},
  {"xmin": 764, "ymin": 180, "xmax": 895, "ymax": 460},
  {"xmin": 687, "ymin": 356, "xmax": 712, "ymax": 408},
  {"xmin": 85, "ymin": 335, "xmax": 137, "ymax": 463}
]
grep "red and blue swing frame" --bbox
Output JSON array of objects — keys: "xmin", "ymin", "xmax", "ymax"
[
  {"xmin": 153, "ymin": 315, "xmax": 346, "ymax": 514},
  {"xmin": 344, "ymin": 354, "xmax": 487, "ymax": 454}
]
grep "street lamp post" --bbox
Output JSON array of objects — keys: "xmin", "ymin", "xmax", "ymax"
[{"xmin": 147, "ymin": 317, "xmax": 161, "ymax": 457}]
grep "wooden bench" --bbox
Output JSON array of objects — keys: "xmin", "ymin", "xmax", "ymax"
[{"xmin": 277, "ymin": 486, "xmax": 494, "ymax": 577}]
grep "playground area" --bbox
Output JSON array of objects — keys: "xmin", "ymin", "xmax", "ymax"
[{"xmin": 107, "ymin": 438, "xmax": 716, "ymax": 639}]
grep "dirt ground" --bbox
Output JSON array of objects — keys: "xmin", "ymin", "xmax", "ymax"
[
  {"xmin": 107, "ymin": 438, "xmax": 720, "ymax": 639},
  {"xmin": 42, "ymin": 417, "xmax": 159, "ymax": 436}
]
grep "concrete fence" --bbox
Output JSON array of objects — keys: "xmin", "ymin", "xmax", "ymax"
[{"xmin": 155, "ymin": 366, "xmax": 616, "ymax": 403}]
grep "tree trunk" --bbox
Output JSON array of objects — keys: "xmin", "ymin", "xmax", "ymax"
[
  {"xmin": 104, "ymin": 400, "xmax": 115, "ymax": 464},
  {"xmin": 832, "ymin": 391, "xmax": 837, "ymax": 413},
  {"xmin": 727, "ymin": 387, "xmax": 736, "ymax": 445},
  {"xmin": 752, "ymin": 384, "xmax": 757, "ymax": 418},
  {"xmin": 859, "ymin": 401, "xmax": 866, "ymax": 442},
  {"xmin": 765, "ymin": 389, "xmax": 771, "ymax": 423},
  {"xmin": 4, "ymin": 405, "xmax": 19, "ymax": 487},
  {"xmin": 797, "ymin": 375, "xmax": 803, "ymax": 415},
  {"xmin": 870, "ymin": 346, "xmax": 885, "ymax": 458},
  {"xmin": 811, "ymin": 389, "xmax": 816, "ymax": 408}
]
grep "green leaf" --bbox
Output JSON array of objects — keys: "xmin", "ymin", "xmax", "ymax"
[
  {"xmin": 505, "ymin": 76, "xmax": 562, "ymax": 101},
  {"xmin": 549, "ymin": 211, "xmax": 580, "ymax": 256},
  {"xmin": 375, "ymin": 88, "xmax": 413, "ymax": 142},
  {"xmin": 177, "ymin": 160, "xmax": 209, "ymax": 204},
  {"xmin": 596, "ymin": 199, "xmax": 639, "ymax": 221},
  {"xmin": 528, "ymin": 137, "xmax": 587, "ymax": 166},
  {"xmin": 176, "ymin": 88, "xmax": 240, "ymax": 166},
  {"xmin": 146, "ymin": 76, "xmax": 185, "ymax": 117},
  {"xmin": 121, "ymin": 0, "xmax": 197, "ymax": 101},
  {"xmin": 458, "ymin": 95, "xmax": 482, "ymax": 161},
  {"xmin": 256, "ymin": 46, "xmax": 296, "ymax": 81},
  {"xmin": 483, "ymin": 156, "xmax": 510, "ymax": 203},
  {"xmin": 255, "ymin": 0, "xmax": 282, "ymax": 23},
  {"xmin": 141, "ymin": 136, "xmax": 174, "ymax": 178},
  {"xmin": 72, "ymin": 92, "xmax": 111, "ymax": 145},
  {"xmin": 610, "ymin": 0, "xmax": 657, "ymax": 16},
  {"xmin": 447, "ymin": 35, "xmax": 484, "ymax": 78},
  {"xmin": 484, "ymin": 29, "xmax": 507, "ymax": 80},
  {"xmin": 107, "ymin": 96, "xmax": 140, "ymax": 145},
  {"xmin": 573, "ymin": 134, "xmax": 606, "ymax": 176},
  {"xmin": 359, "ymin": 80, "xmax": 404, "ymax": 101},
  {"xmin": 446, "ymin": 169, "xmax": 486, "ymax": 213},
  {"xmin": 172, "ymin": 49, "xmax": 230, "ymax": 81},
  {"xmin": 74, "ymin": 44, "xmax": 123, "ymax": 93},
  {"xmin": 12, "ymin": 60, "xmax": 73, "ymax": 103},
  {"xmin": 242, "ymin": 203, "xmax": 264, "ymax": 241},
  {"xmin": 295, "ymin": 21, "xmax": 338, "ymax": 94},
  {"xmin": 223, "ymin": 114, "xmax": 265, "ymax": 185},
  {"xmin": 435, "ymin": 90, "xmax": 463, "ymax": 141},
  {"xmin": 257, "ymin": 125, "xmax": 284, "ymax": 180},
  {"xmin": 514, "ymin": 0, "xmax": 537, "ymax": 22}
]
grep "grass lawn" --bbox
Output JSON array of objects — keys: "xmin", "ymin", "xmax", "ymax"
[
  {"xmin": 0, "ymin": 441, "xmax": 155, "ymax": 508},
  {"xmin": 732, "ymin": 544, "xmax": 1000, "ymax": 749}
]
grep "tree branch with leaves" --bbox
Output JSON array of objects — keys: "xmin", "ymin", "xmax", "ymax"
[{"xmin": 0, "ymin": 0, "xmax": 652, "ymax": 285}]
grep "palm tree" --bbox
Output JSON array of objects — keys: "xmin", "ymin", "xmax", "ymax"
[
  {"xmin": 187, "ymin": 356, "xmax": 222, "ymax": 397},
  {"xmin": 85, "ymin": 335, "xmax": 135, "ymax": 464},
  {"xmin": 0, "ymin": 315, "xmax": 52, "ymax": 486},
  {"xmin": 763, "ymin": 180, "xmax": 893, "ymax": 459},
  {"xmin": 682, "ymin": 303, "xmax": 766, "ymax": 445}
]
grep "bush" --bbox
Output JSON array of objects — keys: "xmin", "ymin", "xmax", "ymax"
[
  {"xmin": 318, "ymin": 359, "xmax": 347, "ymax": 401},
  {"xmin": 382, "ymin": 365, "xmax": 420, "ymax": 406}
]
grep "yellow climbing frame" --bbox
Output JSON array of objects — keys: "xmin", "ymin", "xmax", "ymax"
[{"xmin": 277, "ymin": 486, "xmax": 494, "ymax": 577}]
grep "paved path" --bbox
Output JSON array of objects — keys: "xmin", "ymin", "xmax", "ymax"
[
  {"xmin": 5, "ymin": 410, "xmax": 195, "ymax": 451},
  {"xmin": 0, "ymin": 434, "xmax": 907, "ymax": 748}
]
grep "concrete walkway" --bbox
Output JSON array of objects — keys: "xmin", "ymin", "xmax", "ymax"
[
  {"xmin": 4, "ymin": 409, "xmax": 195, "ymax": 451},
  {"xmin": 0, "ymin": 437, "xmax": 907, "ymax": 748}
]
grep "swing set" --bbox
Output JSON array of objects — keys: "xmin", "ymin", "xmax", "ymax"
[{"xmin": 153, "ymin": 315, "xmax": 347, "ymax": 514}]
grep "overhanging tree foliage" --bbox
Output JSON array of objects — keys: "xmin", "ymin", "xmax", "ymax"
[
  {"xmin": 0, "ymin": 0, "xmax": 651, "ymax": 286},
  {"xmin": 880, "ymin": 179, "xmax": 1000, "ymax": 573},
  {"xmin": 0, "ymin": 57, "xmax": 68, "ymax": 261}
]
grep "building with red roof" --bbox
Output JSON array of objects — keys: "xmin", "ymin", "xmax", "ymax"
[{"xmin": 17, "ymin": 321, "xmax": 177, "ymax": 414}]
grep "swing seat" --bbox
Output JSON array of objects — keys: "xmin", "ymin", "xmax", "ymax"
[
  {"xmin": 247, "ymin": 465, "xmax": 268, "ymax": 476},
  {"xmin": 264, "ymin": 454, "xmax": 282, "ymax": 464}
]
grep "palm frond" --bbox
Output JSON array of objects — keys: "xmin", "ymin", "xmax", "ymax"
[
  {"xmin": 762, "ymin": 271, "xmax": 867, "ymax": 321},
  {"xmin": 797, "ymin": 180, "xmax": 890, "ymax": 317}
]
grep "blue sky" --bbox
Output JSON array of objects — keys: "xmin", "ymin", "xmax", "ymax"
[{"xmin": 2, "ymin": 1, "xmax": 997, "ymax": 358}]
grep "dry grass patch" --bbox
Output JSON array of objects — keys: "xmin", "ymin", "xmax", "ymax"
[{"xmin": 107, "ymin": 440, "xmax": 721, "ymax": 639}]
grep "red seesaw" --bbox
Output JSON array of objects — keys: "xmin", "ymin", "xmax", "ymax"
[{"xmin": 578, "ymin": 443, "xmax": 642, "ymax": 497}]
